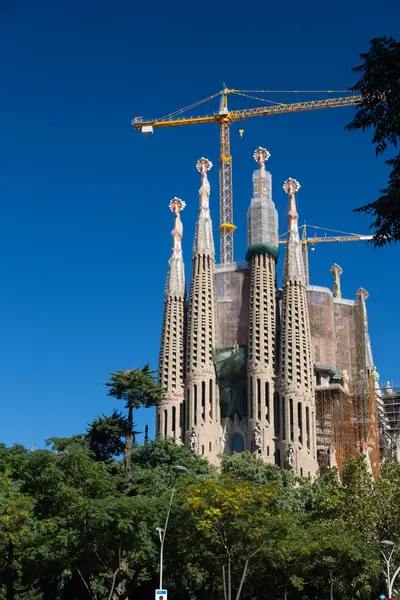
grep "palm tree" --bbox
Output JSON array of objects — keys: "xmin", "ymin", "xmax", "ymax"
[{"xmin": 104, "ymin": 365, "xmax": 164, "ymax": 482}]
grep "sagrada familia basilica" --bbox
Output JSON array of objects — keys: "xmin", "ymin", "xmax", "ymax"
[{"xmin": 156, "ymin": 148, "xmax": 384, "ymax": 478}]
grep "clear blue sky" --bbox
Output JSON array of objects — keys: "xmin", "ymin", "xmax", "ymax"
[{"xmin": 0, "ymin": 0, "xmax": 398, "ymax": 448}]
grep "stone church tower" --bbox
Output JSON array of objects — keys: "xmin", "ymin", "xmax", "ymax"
[
  {"xmin": 246, "ymin": 148, "xmax": 279, "ymax": 462},
  {"xmin": 279, "ymin": 178, "xmax": 317, "ymax": 477},
  {"xmin": 184, "ymin": 158, "xmax": 220, "ymax": 464},
  {"xmin": 157, "ymin": 198, "xmax": 186, "ymax": 443},
  {"xmin": 156, "ymin": 149, "xmax": 380, "ymax": 478}
]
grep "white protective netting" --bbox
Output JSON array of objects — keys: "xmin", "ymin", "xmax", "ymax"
[{"xmin": 247, "ymin": 169, "xmax": 279, "ymax": 249}]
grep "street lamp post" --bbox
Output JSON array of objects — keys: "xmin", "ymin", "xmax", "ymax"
[
  {"xmin": 381, "ymin": 540, "xmax": 400, "ymax": 598},
  {"xmin": 156, "ymin": 465, "xmax": 188, "ymax": 590}
]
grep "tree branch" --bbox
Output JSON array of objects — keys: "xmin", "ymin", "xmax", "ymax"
[{"xmin": 77, "ymin": 567, "xmax": 97, "ymax": 600}]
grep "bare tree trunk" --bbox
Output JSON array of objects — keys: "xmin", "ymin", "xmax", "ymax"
[
  {"xmin": 284, "ymin": 581, "xmax": 288, "ymax": 600},
  {"xmin": 222, "ymin": 566, "xmax": 228, "ymax": 600},
  {"xmin": 235, "ymin": 559, "xmax": 249, "ymax": 600},
  {"xmin": 329, "ymin": 571, "xmax": 334, "ymax": 600},
  {"xmin": 228, "ymin": 558, "xmax": 232, "ymax": 600},
  {"xmin": 124, "ymin": 406, "xmax": 133, "ymax": 483}
]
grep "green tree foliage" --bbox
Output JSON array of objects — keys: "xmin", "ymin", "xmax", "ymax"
[
  {"xmin": 0, "ymin": 434, "xmax": 392, "ymax": 600},
  {"xmin": 347, "ymin": 36, "xmax": 400, "ymax": 245},
  {"xmin": 103, "ymin": 365, "xmax": 164, "ymax": 482}
]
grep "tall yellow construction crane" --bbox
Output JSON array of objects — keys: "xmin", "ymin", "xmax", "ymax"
[
  {"xmin": 279, "ymin": 224, "xmax": 374, "ymax": 285},
  {"xmin": 132, "ymin": 88, "xmax": 361, "ymax": 267}
]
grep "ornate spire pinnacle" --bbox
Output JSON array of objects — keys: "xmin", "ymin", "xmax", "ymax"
[
  {"xmin": 356, "ymin": 287, "xmax": 369, "ymax": 301},
  {"xmin": 282, "ymin": 178, "xmax": 304, "ymax": 283},
  {"xmin": 330, "ymin": 263, "xmax": 343, "ymax": 298},
  {"xmin": 165, "ymin": 197, "xmax": 186, "ymax": 298},
  {"xmin": 283, "ymin": 178, "xmax": 301, "ymax": 233},
  {"xmin": 193, "ymin": 158, "xmax": 215, "ymax": 258},
  {"xmin": 253, "ymin": 147, "xmax": 270, "ymax": 172},
  {"xmin": 169, "ymin": 197, "xmax": 186, "ymax": 260}
]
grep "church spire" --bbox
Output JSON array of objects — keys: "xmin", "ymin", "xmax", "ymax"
[
  {"xmin": 282, "ymin": 178, "xmax": 305, "ymax": 283},
  {"xmin": 185, "ymin": 157, "xmax": 220, "ymax": 464},
  {"xmin": 165, "ymin": 197, "xmax": 186, "ymax": 298},
  {"xmin": 157, "ymin": 198, "xmax": 186, "ymax": 442},
  {"xmin": 193, "ymin": 158, "xmax": 214, "ymax": 258},
  {"xmin": 247, "ymin": 147, "xmax": 278, "ymax": 462},
  {"xmin": 247, "ymin": 147, "xmax": 279, "ymax": 256},
  {"xmin": 280, "ymin": 178, "xmax": 317, "ymax": 477}
]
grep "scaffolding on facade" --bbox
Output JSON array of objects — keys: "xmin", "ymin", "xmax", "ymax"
[
  {"xmin": 215, "ymin": 261, "xmax": 249, "ymax": 350},
  {"xmin": 381, "ymin": 385, "xmax": 400, "ymax": 462},
  {"xmin": 316, "ymin": 375, "xmax": 380, "ymax": 478}
]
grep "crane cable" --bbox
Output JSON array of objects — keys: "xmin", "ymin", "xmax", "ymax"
[
  {"xmin": 230, "ymin": 90, "xmax": 287, "ymax": 106},
  {"xmin": 234, "ymin": 89, "xmax": 350, "ymax": 94},
  {"xmin": 156, "ymin": 91, "xmax": 221, "ymax": 122}
]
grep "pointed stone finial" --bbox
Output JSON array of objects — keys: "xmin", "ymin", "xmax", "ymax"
[
  {"xmin": 196, "ymin": 157, "xmax": 213, "ymax": 175},
  {"xmin": 193, "ymin": 158, "xmax": 215, "ymax": 258},
  {"xmin": 283, "ymin": 178, "xmax": 301, "ymax": 195},
  {"xmin": 330, "ymin": 263, "xmax": 343, "ymax": 298},
  {"xmin": 356, "ymin": 287, "xmax": 369, "ymax": 301},
  {"xmin": 165, "ymin": 197, "xmax": 185, "ymax": 298},
  {"xmin": 169, "ymin": 197, "xmax": 185, "ymax": 257},
  {"xmin": 253, "ymin": 147, "xmax": 270, "ymax": 171},
  {"xmin": 283, "ymin": 178, "xmax": 301, "ymax": 234}
]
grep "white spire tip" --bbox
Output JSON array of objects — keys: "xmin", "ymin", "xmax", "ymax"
[
  {"xmin": 169, "ymin": 197, "xmax": 186, "ymax": 213},
  {"xmin": 196, "ymin": 157, "xmax": 213, "ymax": 173},
  {"xmin": 283, "ymin": 178, "xmax": 301, "ymax": 194},
  {"xmin": 253, "ymin": 147, "xmax": 270, "ymax": 166}
]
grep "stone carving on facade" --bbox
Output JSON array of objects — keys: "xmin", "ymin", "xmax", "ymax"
[
  {"xmin": 330, "ymin": 263, "xmax": 343, "ymax": 299},
  {"xmin": 396, "ymin": 438, "xmax": 400, "ymax": 463},
  {"xmin": 285, "ymin": 444, "xmax": 295, "ymax": 470},
  {"xmin": 328, "ymin": 443, "xmax": 337, "ymax": 469},
  {"xmin": 189, "ymin": 428, "xmax": 197, "ymax": 452},
  {"xmin": 341, "ymin": 370, "xmax": 350, "ymax": 393},
  {"xmin": 361, "ymin": 440, "xmax": 373, "ymax": 474},
  {"xmin": 253, "ymin": 421, "xmax": 262, "ymax": 450}
]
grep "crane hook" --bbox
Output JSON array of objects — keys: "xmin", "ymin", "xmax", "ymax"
[{"xmin": 239, "ymin": 129, "xmax": 244, "ymax": 139}]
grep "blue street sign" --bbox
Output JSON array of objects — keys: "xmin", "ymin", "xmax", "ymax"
[
  {"xmin": 156, "ymin": 590, "xmax": 167, "ymax": 600},
  {"xmin": 379, "ymin": 594, "xmax": 386, "ymax": 599}
]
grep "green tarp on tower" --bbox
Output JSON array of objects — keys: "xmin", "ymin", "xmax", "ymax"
[{"xmin": 214, "ymin": 346, "xmax": 248, "ymax": 420}]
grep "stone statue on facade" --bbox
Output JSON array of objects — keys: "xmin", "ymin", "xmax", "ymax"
[
  {"xmin": 285, "ymin": 444, "xmax": 294, "ymax": 469},
  {"xmin": 341, "ymin": 369, "xmax": 350, "ymax": 393},
  {"xmin": 253, "ymin": 421, "xmax": 262, "ymax": 450},
  {"xmin": 361, "ymin": 440, "xmax": 373, "ymax": 475},
  {"xmin": 189, "ymin": 428, "xmax": 197, "ymax": 452},
  {"xmin": 328, "ymin": 443, "xmax": 337, "ymax": 469}
]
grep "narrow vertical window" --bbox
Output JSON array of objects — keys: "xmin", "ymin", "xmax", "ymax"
[
  {"xmin": 179, "ymin": 403, "xmax": 183, "ymax": 428},
  {"xmin": 172, "ymin": 406, "xmax": 176, "ymax": 434},
  {"xmin": 209, "ymin": 379, "xmax": 213, "ymax": 419},
  {"xmin": 282, "ymin": 399, "xmax": 286, "ymax": 440},
  {"xmin": 274, "ymin": 392, "xmax": 280, "ymax": 437},
  {"xmin": 298, "ymin": 402, "xmax": 303, "ymax": 444},
  {"xmin": 194, "ymin": 385, "xmax": 197, "ymax": 426},
  {"xmin": 312, "ymin": 411, "xmax": 315, "ymax": 454},
  {"xmin": 289, "ymin": 398, "xmax": 294, "ymax": 442},
  {"xmin": 201, "ymin": 445, "xmax": 204, "ymax": 455},
  {"xmin": 249, "ymin": 376, "xmax": 253, "ymax": 419},
  {"xmin": 209, "ymin": 442, "xmax": 212, "ymax": 451},
  {"xmin": 275, "ymin": 448, "xmax": 281, "ymax": 467},
  {"xmin": 257, "ymin": 378, "xmax": 261, "ymax": 420},
  {"xmin": 164, "ymin": 409, "xmax": 168, "ymax": 437},
  {"xmin": 186, "ymin": 389, "xmax": 190, "ymax": 430},
  {"xmin": 201, "ymin": 381, "xmax": 206, "ymax": 422},
  {"xmin": 157, "ymin": 411, "xmax": 161, "ymax": 436},
  {"xmin": 306, "ymin": 406, "xmax": 310, "ymax": 449},
  {"xmin": 265, "ymin": 381, "xmax": 270, "ymax": 422}
]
